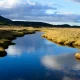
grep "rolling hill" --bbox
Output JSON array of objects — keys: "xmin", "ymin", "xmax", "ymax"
[
  {"xmin": 0, "ymin": 15, "xmax": 79, "ymax": 28},
  {"xmin": 0, "ymin": 15, "xmax": 53, "ymax": 27},
  {"xmin": 0, "ymin": 15, "xmax": 12, "ymax": 25}
]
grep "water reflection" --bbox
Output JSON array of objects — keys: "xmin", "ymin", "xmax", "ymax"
[
  {"xmin": 63, "ymin": 77, "xmax": 74, "ymax": 80},
  {"xmin": 58, "ymin": 43, "xmax": 80, "ymax": 50},
  {"xmin": 6, "ymin": 46, "xmax": 22, "ymax": 56},
  {"xmin": 41, "ymin": 53, "xmax": 80, "ymax": 79},
  {"xmin": 3, "ymin": 32, "xmax": 80, "ymax": 80},
  {"xmin": 6, "ymin": 39, "xmax": 79, "ymax": 57}
]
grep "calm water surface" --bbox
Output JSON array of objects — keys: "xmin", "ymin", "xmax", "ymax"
[{"xmin": 0, "ymin": 32, "xmax": 80, "ymax": 80}]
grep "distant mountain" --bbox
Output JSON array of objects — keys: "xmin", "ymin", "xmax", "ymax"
[
  {"xmin": 0, "ymin": 15, "xmax": 53, "ymax": 27},
  {"xmin": 12, "ymin": 21, "xmax": 53, "ymax": 27},
  {"xmin": 1, "ymin": 15, "xmax": 79, "ymax": 28},
  {"xmin": 0, "ymin": 15, "xmax": 12, "ymax": 25}
]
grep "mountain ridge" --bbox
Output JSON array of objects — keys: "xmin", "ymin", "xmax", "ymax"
[{"xmin": 0, "ymin": 15, "xmax": 53, "ymax": 27}]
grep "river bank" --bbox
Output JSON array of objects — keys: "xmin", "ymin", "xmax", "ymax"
[
  {"xmin": 1, "ymin": 27, "xmax": 80, "ymax": 56},
  {"xmin": 0, "ymin": 26, "xmax": 37, "ymax": 55},
  {"xmin": 42, "ymin": 28, "xmax": 80, "ymax": 49}
]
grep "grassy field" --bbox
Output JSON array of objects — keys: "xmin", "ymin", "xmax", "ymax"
[{"xmin": 42, "ymin": 28, "xmax": 80, "ymax": 49}]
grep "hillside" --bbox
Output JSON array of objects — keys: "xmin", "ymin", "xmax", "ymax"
[
  {"xmin": 0, "ymin": 15, "xmax": 12, "ymax": 25},
  {"xmin": 0, "ymin": 15, "xmax": 53, "ymax": 27},
  {"xmin": 12, "ymin": 21, "xmax": 53, "ymax": 27},
  {"xmin": 0, "ymin": 15, "xmax": 80, "ymax": 28}
]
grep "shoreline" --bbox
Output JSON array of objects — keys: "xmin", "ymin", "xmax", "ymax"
[
  {"xmin": 42, "ymin": 28, "xmax": 80, "ymax": 49},
  {"xmin": 0, "ymin": 26, "xmax": 37, "ymax": 57},
  {"xmin": 1, "ymin": 27, "xmax": 80, "ymax": 57}
]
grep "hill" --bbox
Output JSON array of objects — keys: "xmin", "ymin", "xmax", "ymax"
[
  {"xmin": 0, "ymin": 15, "xmax": 80, "ymax": 28},
  {"xmin": 0, "ymin": 15, "xmax": 12, "ymax": 25},
  {"xmin": 12, "ymin": 21, "xmax": 53, "ymax": 27},
  {"xmin": 0, "ymin": 15, "xmax": 53, "ymax": 27}
]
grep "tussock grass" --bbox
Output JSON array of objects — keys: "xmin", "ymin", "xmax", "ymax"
[
  {"xmin": 0, "ymin": 26, "xmax": 37, "ymax": 54},
  {"xmin": 42, "ymin": 28, "xmax": 80, "ymax": 48}
]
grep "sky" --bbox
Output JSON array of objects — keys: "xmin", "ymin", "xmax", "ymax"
[{"xmin": 0, "ymin": 0, "xmax": 80, "ymax": 22}]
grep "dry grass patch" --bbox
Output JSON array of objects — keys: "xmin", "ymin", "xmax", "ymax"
[{"xmin": 42, "ymin": 28, "xmax": 80, "ymax": 47}]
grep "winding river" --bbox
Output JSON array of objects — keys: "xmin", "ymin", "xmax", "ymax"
[{"xmin": 0, "ymin": 32, "xmax": 80, "ymax": 80}]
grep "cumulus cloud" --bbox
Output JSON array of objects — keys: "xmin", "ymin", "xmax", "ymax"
[
  {"xmin": 0, "ymin": 0, "xmax": 57, "ymax": 21},
  {"xmin": 56, "ymin": 12, "xmax": 75, "ymax": 15},
  {"xmin": 70, "ymin": 0, "xmax": 80, "ymax": 3},
  {"xmin": 45, "ymin": 9, "xmax": 55, "ymax": 15},
  {"xmin": 0, "ymin": 0, "xmax": 36, "ymax": 9},
  {"xmin": 0, "ymin": 0, "xmax": 80, "ymax": 22},
  {"xmin": 0, "ymin": 0, "xmax": 21, "ymax": 9}
]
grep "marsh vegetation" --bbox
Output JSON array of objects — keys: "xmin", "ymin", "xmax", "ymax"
[
  {"xmin": 42, "ymin": 28, "xmax": 80, "ymax": 49},
  {"xmin": 0, "ymin": 26, "xmax": 37, "ymax": 54}
]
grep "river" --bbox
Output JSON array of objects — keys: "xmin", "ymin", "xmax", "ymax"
[{"xmin": 0, "ymin": 32, "xmax": 80, "ymax": 80}]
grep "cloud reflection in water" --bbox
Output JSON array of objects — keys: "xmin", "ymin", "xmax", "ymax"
[
  {"xmin": 41, "ymin": 53, "xmax": 80, "ymax": 79},
  {"xmin": 5, "ymin": 32, "xmax": 80, "ymax": 80},
  {"xmin": 6, "ymin": 45, "xmax": 36, "ymax": 56},
  {"xmin": 6, "ymin": 46, "xmax": 22, "ymax": 56},
  {"xmin": 63, "ymin": 77, "xmax": 74, "ymax": 80}
]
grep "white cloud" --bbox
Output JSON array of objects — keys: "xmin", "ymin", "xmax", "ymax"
[
  {"xmin": 0, "ymin": 0, "xmax": 56, "ymax": 21},
  {"xmin": 45, "ymin": 9, "xmax": 55, "ymax": 15},
  {"xmin": 0, "ymin": 0, "xmax": 80, "ymax": 22},
  {"xmin": 0, "ymin": 0, "xmax": 36, "ymax": 9},
  {"xmin": 70, "ymin": 0, "xmax": 80, "ymax": 3},
  {"xmin": 27, "ymin": 0, "xmax": 36, "ymax": 6},
  {"xmin": 56, "ymin": 12, "xmax": 75, "ymax": 15},
  {"xmin": 0, "ymin": 0, "xmax": 20, "ymax": 9}
]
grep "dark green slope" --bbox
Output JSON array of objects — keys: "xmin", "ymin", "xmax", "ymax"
[
  {"xmin": 0, "ymin": 15, "xmax": 54, "ymax": 27},
  {"xmin": 1, "ymin": 15, "xmax": 79, "ymax": 28},
  {"xmin": 0, "ymin": 15, "xmax": 12, "ymax": 25},
  {"xmin": 12, "ymin": 21, "xmax": 53, "ymax": 27}
]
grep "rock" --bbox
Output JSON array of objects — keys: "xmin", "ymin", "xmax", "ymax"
[{"xmin": 75, "ymin": 53, "xmax": 80, "ymax": 59}]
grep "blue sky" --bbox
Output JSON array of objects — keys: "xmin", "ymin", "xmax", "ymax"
[{"xmin": 0, "ymin": 0, "xmax": 80, "ymax": 22}]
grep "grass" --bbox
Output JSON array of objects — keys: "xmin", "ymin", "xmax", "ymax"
[
  {"xmin": 0, "ymin": 26, "xmax": 37, "ymax": 54},
  {"xmin": 42, "ymin": 28, "xmax": 80, "ymax": 48},
  {"xmin": 1, "ymin": 26, "xmax": 80, "ymax": 56}
]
